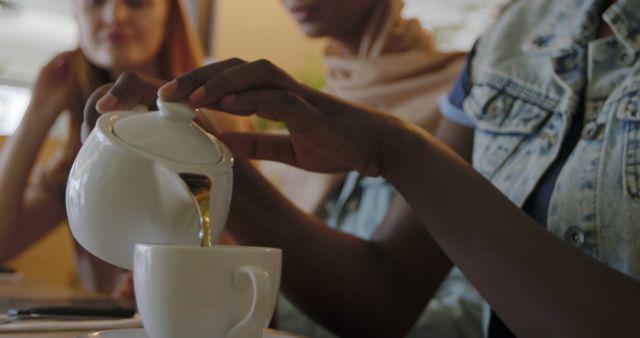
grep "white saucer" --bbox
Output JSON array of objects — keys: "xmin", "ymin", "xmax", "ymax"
[
  {"xmin": 77, "ymin": 327, "xmax": 303, "ymax": 338},
  {"xmin": 76, "ymin": 328, "xmax": 146, "ymax": 338}
]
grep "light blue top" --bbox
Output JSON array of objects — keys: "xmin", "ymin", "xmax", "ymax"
[{"xmin": 276, "ymin": 172, "xmax": 484, "ymax": 338}]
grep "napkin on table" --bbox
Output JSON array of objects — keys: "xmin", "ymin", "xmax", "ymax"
[
  {"xmin": 0, "ymin": 314, "xmax": 141, "ymax": 332},
  {"xmin": 0, "ymin": 314, "xmax": 305, "ymax": 338}
]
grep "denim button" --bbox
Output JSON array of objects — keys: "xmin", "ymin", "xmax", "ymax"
[
  {"xmin": 540, "ymin": 132, "xmax": 558, "ymax": 145},
  {"xmin": 619, "ymin": 52, "xmax": 634, "ymax": 66},
  {"xmin": 346, "ymin": 200, "xmax": 359, "ymax": 212},
  {"xmin": 564, "ymin": 226, "xmax": 585, "ymax": 248},
  {"xmin": 488, "ymin": 104, "xmax": 501, "ymax": 115},
  {"xmin": 582, "ymin": 121, "xmax": 600, "ymax": 140}
]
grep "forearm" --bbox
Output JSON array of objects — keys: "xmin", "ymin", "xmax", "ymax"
[
  {"xmin": 0, "ymin": 106, "xmax": 58, "ymax": 260},
  {"xmin": 384, "ymin": 125, "xmax": 640, "ymax": 338},
  {"xmin": 227, "ymin": 159, "xmax": 431, "ymax": 338}
]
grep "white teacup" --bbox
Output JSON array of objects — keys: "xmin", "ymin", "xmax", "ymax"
[{"xmin": 133, "ymin": 244, "xmax": 282, "ymax": 338}]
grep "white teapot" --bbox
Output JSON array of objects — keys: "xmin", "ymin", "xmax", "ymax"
[{"xmin": 66, "ymin": 100, "xmax": 233, "ymax": 269}]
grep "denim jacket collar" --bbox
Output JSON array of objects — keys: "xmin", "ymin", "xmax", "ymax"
[
  {"xmin": 523, "ymin": 0, "xmax": 640, "ymax": 57},
  {"xmin": 603, "ymin": 0, "xmax": 640, "ymax": 54},
  {"xmin": 525, "ymin": 0, "xmax": 603, "ymax": 55}
]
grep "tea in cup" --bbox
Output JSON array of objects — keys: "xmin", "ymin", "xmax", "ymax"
[{"xmin": 133, "ymin": 244, "xmax": 282, "ymax": 338}]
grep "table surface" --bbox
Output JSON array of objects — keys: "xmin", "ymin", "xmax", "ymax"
[
  {"xmin": 0, "ymin": 276, "xmax": 95, "ymax": 337},
  {"xmin": 0, "ymin": 275, "xmax": 303, "ymax": 338}
]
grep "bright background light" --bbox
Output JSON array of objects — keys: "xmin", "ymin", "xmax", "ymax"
[
  {"xmin": 0, "ymin": 0, "xmax": 76, "ymax": 136},
  {"xmin": 0, "ymin": 0, "xmax": 508, "ymax": 135},
  {"xmin": 403, "ymin": 0, "xmax": 509, "ymax": 51}
]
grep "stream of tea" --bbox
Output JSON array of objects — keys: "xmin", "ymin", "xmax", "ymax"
[{"xmin": 180, "ymin": 174, "xmax": 213, "ymax": 247}]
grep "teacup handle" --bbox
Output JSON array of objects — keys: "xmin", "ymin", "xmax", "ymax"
[{"xmin": 228, "ymin": 265, "xmax": 271, "ymax": 338}]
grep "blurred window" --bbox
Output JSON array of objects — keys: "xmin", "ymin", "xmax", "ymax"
[
  {"xmin": 0, "ymin": 0, "xmax": 76, "ymax": 135},
  {"xmin": 403, "ymin": 0, "xmax": 509, "ymax": 51},
  {"xmin": 0, "ymin": 84, "xmax": 30, "ymax": 135}
]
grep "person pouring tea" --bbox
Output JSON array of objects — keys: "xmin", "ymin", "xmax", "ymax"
[
  {"xmin": 271, "ymin": 0, "xmax": 483, "ymax": 337},
  {"xmin": 85, "ymin": 0, "xmax": 640, "ymax": 336}
]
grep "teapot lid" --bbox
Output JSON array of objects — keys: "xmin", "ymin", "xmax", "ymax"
[{"xmin": 112, "ymin": 100, "xmax": 223, "ymax": 165}]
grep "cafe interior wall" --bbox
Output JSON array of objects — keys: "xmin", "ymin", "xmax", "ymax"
[
  {"xmin": 214, "ymin": 0, "xmax": 326, "ymax": 84},
  {"xmin": 213, "ymin": 0, "xmax": 327, "ymax": 131}
]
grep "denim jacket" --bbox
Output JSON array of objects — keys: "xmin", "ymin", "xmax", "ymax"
[{"xmin": 464, "ymin": 0, "xmax": 640, "ymax": 280}]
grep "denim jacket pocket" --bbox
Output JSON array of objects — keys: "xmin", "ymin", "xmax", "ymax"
[
  {"xmin": 615, "ymin": 86, "xmax": 640, "ymax": 200},
  {"xmin": 465, "ymin": 83, "xmax": 553, "ymax": 179}
]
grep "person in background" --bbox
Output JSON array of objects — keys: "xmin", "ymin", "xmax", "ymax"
[
  {"xmin": 269, "ymin": 0, "xmax": 483, "ymax": 337},
  {"xmin": 0, "ymin": 0, "xmax": 250, "ymax": 294}
]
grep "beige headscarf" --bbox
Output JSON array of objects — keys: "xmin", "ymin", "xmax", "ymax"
[
  {"xmin": 324, "ymin": 0, "xmax": 465, "ymax": 131},
  {"xmin": 264, "ymin": 0, "xmax": 466, "ymax": 213}
]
